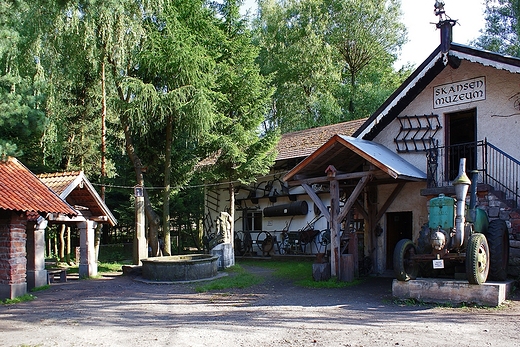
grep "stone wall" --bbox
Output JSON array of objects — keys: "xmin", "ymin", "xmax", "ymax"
[{"xmin": 0, "ymin": 210, "xmax": 28, "ymax": 299}]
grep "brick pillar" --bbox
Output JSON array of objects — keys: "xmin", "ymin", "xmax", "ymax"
[
  {"xmin": 0, "ymin": 210, "xmax": 28, "ymax": 299},
  {"xmin": 79, "ymin": 220, "xmax": 98, "ymax": 278},
  {"xmin": 26, "ymin": 219, "xmax": 48, "ymax": 290}
]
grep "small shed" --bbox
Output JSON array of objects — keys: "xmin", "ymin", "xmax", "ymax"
[
  {"xmin": 0, "ymin": 158, "xmax": 76, "ymax": 299},
  {"xmin": 37, "ymin": 171, "xmax": 117, "ymax": 279},
  {"xmin": 283, "ymin": 135, "xmax": 426, "ymax": 277}
]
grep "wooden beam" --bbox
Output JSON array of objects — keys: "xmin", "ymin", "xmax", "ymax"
[
  {"xmin": 336, "ymin": 175, "xmax": 371, "ymax": 224},
  {"xmin": 301, "ymin": 183, "xmax": 331, "ymax": 222},
  {"xmin": 354, "ymin": 200, "xmax": 369, "ymax": 221},
  {"xmin": 287, "ymin": 171, "xmax": 374, "ymax": 187},
  {"xmin": 374, "ymin": 182, "xmax": 406, "ymax": 224}
]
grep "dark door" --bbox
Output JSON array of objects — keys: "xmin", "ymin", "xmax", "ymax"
[
  {"xmin": 446, "ymin": 109, "xmax": 477, "ymax": 180},
  {"xmin": 386, "ymin": 211, "xmax": 413, "ymax": 270}
]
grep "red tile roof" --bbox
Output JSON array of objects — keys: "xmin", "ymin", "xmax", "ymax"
[
  {"xmin": 0, "ymin": 157, "xmax": 76, "ymax": 216},
  {"xmin": 37, "ymin": 171, "xmax": 82, "ymax": 196},
  {"xmin": 276, "ymin": 118, "xmax": 367, "ymax": 161},
  {"xmin": 198, "ymin": 118, "xmax": 367, "ymax": 167},
  {"xmin": 38, "ymin": 171, "xmax": 117, "ymax": 226}
]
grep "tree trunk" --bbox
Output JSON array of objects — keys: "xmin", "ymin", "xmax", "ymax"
[
  {"xmin": 162, "ymin": 115, "xmax": 173, "ymax": 256},
  {"xmin": 53, "ymin": 234, "xmax": 58, "ymax": 259},
  {"xmin": 100, "ymin": 60, "xmax": 107, "ymax": 201},
  {"xmin": 59, "ymin": 224, "xmax": 66, "ymax": 261},
  {"xmin": 94, "ymin": 223, "xmax": 102, "ymax": 263},
  {"xmin": 349, "ymin": 72, "xmax": 356, "ymax": 113},
  {"xmin": 113, "ymin": 68, "xmax": 161, "ymax": 257}
]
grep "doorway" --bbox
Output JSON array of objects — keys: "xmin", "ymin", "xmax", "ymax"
[
  {"xmin": 386, "ymin": 211, "xmax": 413, "ymax": 270},
  {"xmin": 446, "ymin": 109, "xmax": 477, "ymax": 180}
]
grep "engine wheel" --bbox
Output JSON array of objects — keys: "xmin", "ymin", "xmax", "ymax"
[
  {"xmin": 485, "ymin": 219, "xmax": 509, "ymax": 281},
  {"xmin": 393, "ymin": 239, "xmax": 419, "ymax": 281},
  {"xmin": 466, "ymin": 233, "xmax": 490, "ymax": 285}
]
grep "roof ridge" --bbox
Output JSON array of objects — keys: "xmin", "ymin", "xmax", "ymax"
[
  {"xmin": 281, "ymin": 118, "xmax": 367, "ymax": 137},
  {"xmin": 37, "ymin": 171, "xmax": 83, "ymax": 178}
]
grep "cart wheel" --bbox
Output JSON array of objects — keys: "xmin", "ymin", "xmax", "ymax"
[
  {"xmin": 485, "ymin": 219, "xmax": 509, "ymax": 281},
  {"xmin": 466, "ymin": 233, "xmax": 490, "ymax": 285},
  {"xmin": 256, "ymin": 231, "xmax": 274, "ymax": 255},
  {"xmin": 393, "ymin": 239, "xmax": 419, "ymax": 281}
]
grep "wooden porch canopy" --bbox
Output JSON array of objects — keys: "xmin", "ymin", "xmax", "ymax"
[{"xmin": 283, "ymin": 135, "xmax": 426, "ymax": 278}]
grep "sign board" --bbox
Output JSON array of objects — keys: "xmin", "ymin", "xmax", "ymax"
[
  {"xmin": 432, "ymin": 259, "xmax": 445, "ymax": 269},
  {"xmin": 433, "ymin": 76, "xmax": 486, "ymax": 109},
  {"xmin": 134, "ymin": 186, "xmax": 144, "ymax": 197}
]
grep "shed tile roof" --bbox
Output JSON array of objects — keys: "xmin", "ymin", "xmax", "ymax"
[
  {"xmin": 276, "ymin": 118, "xmax": 367, "ymax": 161},
  {"xmin": 37, "ymin": 171, "xmax": 82, "ymax": 196},
  {"xmin": 38, "ymin": 171, "xmax": 117, "ymax": 226},
  {"xmin": 0, "ymin": 157, "xmax": 76, "ymax": 216}
]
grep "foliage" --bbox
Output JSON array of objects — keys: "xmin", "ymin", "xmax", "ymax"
[
  {"xmin": 201, "ymin": 0, "xmax": 279, "ymax": 186},
  {"xmin": 255, "ymin": 0, "xmax": 409, "ymax": 132},
  {"xmin": 255, "ymin": 0, "xmax": 343, "ymax": 132},
  {"xmin": 1, "ymin": 294, "xmax": 36, "ymax": 305},
  {"xmin": 0, "ymin": 1, "xmax": 48, "ymax": 160},
  {"xmin": 473, "ymin": 0, "xmax": 520, "ymax": 57}
]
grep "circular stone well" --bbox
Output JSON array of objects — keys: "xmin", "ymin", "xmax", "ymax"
[{"xmin": 141, "ymin": 254, "xmax": 219, "ymax": 282}]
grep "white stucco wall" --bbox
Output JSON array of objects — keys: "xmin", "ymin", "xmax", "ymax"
[
  {"xmin": 205, "ymin": 172, "xmax": 331, "ymax": 255},
  {"xmin": 374, "ymin": 60, "xmax": 520, "ymax": 172}
]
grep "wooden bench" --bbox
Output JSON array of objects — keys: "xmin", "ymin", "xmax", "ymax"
[{"xmin": 47, "ymin": 268, "xmax": 67, "ymax": 284}]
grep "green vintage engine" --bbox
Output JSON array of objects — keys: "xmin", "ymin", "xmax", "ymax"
[{"xmin": 394, "ymin": 158, "xmax": 509, "ymax": 285}]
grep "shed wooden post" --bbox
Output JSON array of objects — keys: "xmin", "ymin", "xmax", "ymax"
[{"xmin": 326, "ymin": 165, "xmax": 340, "ymax": 277}]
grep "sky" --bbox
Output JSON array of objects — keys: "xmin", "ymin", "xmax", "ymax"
[{"xmin": 240, "ymin": 0, "xmax": 487, "ymax": 68}]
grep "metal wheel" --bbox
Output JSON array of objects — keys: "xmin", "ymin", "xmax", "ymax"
[
  {"xmin": 393, "ymin": 239, "xmax": 419, "ymax": 281},
  {"xmin": 317, "ymin": 229, "xmax": 330, "ymax": 254},
  {"xmin": 466, "ymin": 233, "xmax": 490, "ymax": 285},
  {"xmin": 256, "ymin": 231, "xmax": 274, "ymax": 255},
  {"xmin": 485, "ymin": 219, "xmax": 509, "ymax": 281},
  {"xmin": 298, "ymin": 229, "xmax": 319, "ymax": 254}
]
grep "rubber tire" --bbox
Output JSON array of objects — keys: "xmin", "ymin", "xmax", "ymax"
[
  {"xmin": 393, "ymin": 239, "xmax": 419, "ymax": 281},
  {"xmin": 465, "ymin": 233, "xmax": 490, "ymax": 285},
  {"xmin": 485, "ymin": 219, "xmax": 509, "ymax": 281}
]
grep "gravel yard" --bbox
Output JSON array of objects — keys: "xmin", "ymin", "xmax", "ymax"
[{"xmin": 1, "ymin": 264, "xmax": 519, "ymax": 347}]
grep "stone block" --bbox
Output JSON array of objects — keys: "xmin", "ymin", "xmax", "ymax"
[
  {"xmin": 488, "ymin": 207, "xmax": 500, "ymax": 218},
  {"xmin": 392, "ymin": 278, "xmax": 513, "ymax": 306}
]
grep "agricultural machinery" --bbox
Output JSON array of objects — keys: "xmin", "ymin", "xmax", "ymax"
[{"xmin": 394, "ymin": 158, "xmax": 509, "ymax": 284}]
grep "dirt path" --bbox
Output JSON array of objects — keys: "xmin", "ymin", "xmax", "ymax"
[{"xmin": 1, "ymin": 266, "xmax": 519, "ymax": 347}]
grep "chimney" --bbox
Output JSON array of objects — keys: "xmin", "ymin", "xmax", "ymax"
[{"xmin": 434, "ymin": 1, "xmax": 457, "ymax": 53}]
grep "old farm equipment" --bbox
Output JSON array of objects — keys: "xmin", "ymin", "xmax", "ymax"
[{"xmin": 394, "ymin": 158, "xmax": 509, "ymax": 284}]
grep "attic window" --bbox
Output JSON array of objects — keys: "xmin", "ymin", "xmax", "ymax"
[{"xmin": 394, "ymin": 114, "xmax": 442, "ymax": 152}]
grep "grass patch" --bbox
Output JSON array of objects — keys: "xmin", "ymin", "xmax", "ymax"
[
  {"xmin": 2, "ymin": 294, "xmax": 35, "ymax": 305},
  {"xmin": 30, "ymin": 284, "xmax": 50, "ymax": 292},
  {"xmin": 238, "ymin": 259, "xmax": 363, "ymax": 288},
  {"xmin": 52, "ymin": 261, "xmax": 130, "ymax": 276},
  {"xmin": 98, "ymin": 261, "xmax": 129, "ymax": 273},
  {"xmin": 195, "ymin": 264, "xmax": 263, "ymax": 292}
]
